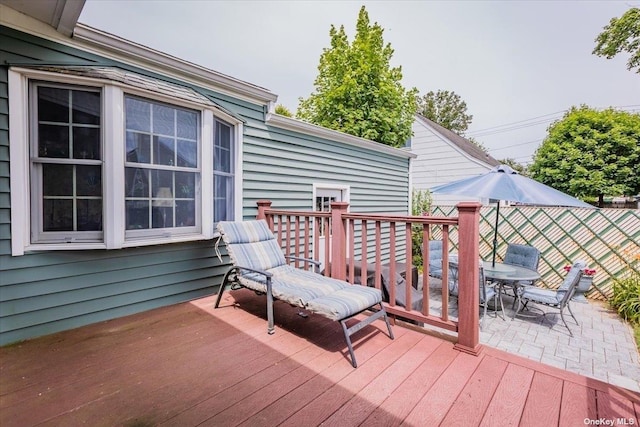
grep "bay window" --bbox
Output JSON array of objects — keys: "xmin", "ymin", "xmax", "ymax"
[{"xmin": 9, "ymin": 67, "xmax": 242, "ymax": 255}]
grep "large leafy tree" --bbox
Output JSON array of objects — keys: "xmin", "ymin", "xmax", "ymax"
[
  {"xmin": 529, "ymin": 106, "xmax": 640, "ymax": 206},
  {"xmin": 593, "ymin": 7, "xmax": 640, "ymax": 74},
  {"xmin": 417, "ymin": 90, "xmax": 473, "ymax": 135},
  {"xmin": 297, "ymin": 6, "xmax": 417, "ymax": 148}
]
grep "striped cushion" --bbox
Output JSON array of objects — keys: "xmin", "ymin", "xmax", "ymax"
[
  {"xmin": 307, "ymin": 286, "xmax": 383, "ymax": 321},
  {"xmin": 218, "ymin": 221, "xmax": 286, "ymax": 271},
  {"xmin": 217, "ymin": 220, "xmax": 275, "ymax": 244},
  {"xmin": 520, "ymin": 287, "xmax": 562, "ymax": 304},
  {"xmin": 270, "ymin": 266, "xmax": 347, "ymax": 306}
]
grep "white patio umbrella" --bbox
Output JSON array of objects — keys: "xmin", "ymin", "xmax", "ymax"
[{"xmin": 430, "ymin": 165, "xmax": 595, "ymax": 266}]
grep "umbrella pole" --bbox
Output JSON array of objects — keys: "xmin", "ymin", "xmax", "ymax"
[{"xmin": 492, "ymin": 202, "xmax": 500, "ymax": 267}]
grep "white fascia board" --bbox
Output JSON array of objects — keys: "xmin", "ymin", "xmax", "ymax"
[
  {"xmin": 72, "ymin": 24, "xmax": 278, "ymax": 106},
  {"xmin": 266, "ymin": 113, "xmax": 417, "ymax": 160},
  {"xmin": 55, "ymin": 0, "xmax": 85, "ymax": 36}
]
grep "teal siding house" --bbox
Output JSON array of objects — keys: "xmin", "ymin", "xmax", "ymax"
[{"xmin": 0, "ymin": 1, "xmax": 414, "ymax": 345}]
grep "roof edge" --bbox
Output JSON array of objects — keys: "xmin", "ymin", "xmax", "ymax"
[
  {"xmin": 72, "ymin": 23, "xmax": 279, "ymax": 105},
  {"xmin": 266, "ymin": 113, "xmax": 417, "ymax": 159}
]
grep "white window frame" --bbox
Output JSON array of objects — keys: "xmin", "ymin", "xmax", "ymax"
[{"xmin": 9, "ymin": 67, "xmax": 243, "ymax": 256}]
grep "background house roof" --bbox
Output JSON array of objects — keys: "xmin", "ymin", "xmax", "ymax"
[{"xmin": 415, "ymin": 114, "xmax": 500, "ymax": 167}]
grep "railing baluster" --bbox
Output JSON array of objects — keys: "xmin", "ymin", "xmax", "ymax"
[
  {"xmin": 389, "ymin": 222, "xmax": 396, "ymax": 308},
  {"xmin": 294, "ymin": 216, "xmax": 300, "ymax": 268},
  {"xmin": 422, "ymin": 223, "xmax": 430, "ymax": 316},
  {"xmin": 349, "ymin": 219, "xmax": 355, "ymax": 284},
  {"xmin": 360, "ymin": 220, "xmax": 368, "ymax": 287},
  {"xmin": 405, "ymin": 222, "xmax": 412, "ymax": 311},
  {"xmin": 304, "ymin": 217, "xmax": 310, "ymax": 271},
  {"xmin": 375, "ymin": 221, "xmax": 382, "ymax": 292},
  {"xmin": 441, "ymin": 225, "xmax": 450, "ymax": 322}
]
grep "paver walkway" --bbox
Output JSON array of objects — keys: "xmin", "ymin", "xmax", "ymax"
[{"xmin": 424, "ymin": 279, "xmax": 640, "ymax": 392}]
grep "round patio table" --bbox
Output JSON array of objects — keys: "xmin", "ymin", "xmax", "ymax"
[{"xmin": 483, "ymin": 262, "xmax": 541, "ymax": 317}]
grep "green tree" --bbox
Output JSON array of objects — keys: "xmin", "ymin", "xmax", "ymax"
[
  {"xmin": 417, "ymin": 90, "xmax": 473, "ymax": 134},
  {"xmin": 275, "ymin": 104, "xmax": 293, "ymax": 117},
  {"xmin": 593, "ymin": 7, "xmax": 640, "ymax": 74},
  {"xmin": 297, "ymin": 6, "xmax": 417, "ymax": 148},
  {"xmin": 529, "ymin": 106, "xmax": 640, "ymax": 206}
]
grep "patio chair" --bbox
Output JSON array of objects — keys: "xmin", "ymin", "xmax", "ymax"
[
  {"xmin": 448, "ymin": 260, "xmax": 504, "ymax": 328},
  {"xmin": 214, "ymin": 220, "xmax": 394, "ymax": 368},
  {"xmin": 502, "ymin": 243, "xmax": 541, "ymax": 306},
  {"xmin": 513, "ymin": 260, "xmax": 586, "ymax": 336},
  {"xmin": 427, "ymin": 240, "xmax": 444, "ymax": 280}
]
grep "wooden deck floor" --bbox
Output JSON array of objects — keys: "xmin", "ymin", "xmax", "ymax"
[{"xmin": 1, "ymin": 289, "xmax": 639, "ymax": 426}]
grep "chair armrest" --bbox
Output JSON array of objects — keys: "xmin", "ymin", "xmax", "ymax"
[
  {"xmin": 285, "ymin": 255, "xmax": 322, "ymax": 273},
  {"xmin": 230, "ymin": 265, "xmax": 273, "ymax": 279}
]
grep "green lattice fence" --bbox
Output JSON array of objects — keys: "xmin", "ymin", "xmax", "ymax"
[{"xmin": 430, "ymin": 206, "xmax": 640, "ymax": 301}]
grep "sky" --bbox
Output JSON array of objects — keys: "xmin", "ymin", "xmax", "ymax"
[{"xmin": 78, "ymin": 0, "xmax": 640, "ymax": 165}]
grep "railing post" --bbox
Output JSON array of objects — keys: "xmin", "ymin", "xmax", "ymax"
[
  {"xmin": 330, "ymin": 201, "xmax": 349, "ymax": 280},
  {"xmin": 257, "ymin": 200, "xmax": 272, "ymax": 220},
  {"xmin": 455, "ymin": 201, "xmax": 482, "ymax": 356}
]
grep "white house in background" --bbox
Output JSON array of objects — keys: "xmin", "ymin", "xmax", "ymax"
[{"xmin": 410, "ymin": 114, "xmax": 500, "ymax": 205}]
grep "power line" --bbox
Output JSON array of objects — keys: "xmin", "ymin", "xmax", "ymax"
[{"xmin": 486, "ymin": 138, "xmax": 543, "ymax": 152}]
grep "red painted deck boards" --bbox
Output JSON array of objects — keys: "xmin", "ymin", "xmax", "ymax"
[{"xmin": 1, "ymin": 291, "xmax": 639, "ymax": 427}]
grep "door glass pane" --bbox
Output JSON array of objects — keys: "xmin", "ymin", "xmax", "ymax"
[
  {"xmin": 38, "ymin": 87, "xmax": 69, "ymax": 123},
  {"xmin": 77, "ymin": 199, "xmax": 103, "ymax": 231},
  {"xmin": 72, "ymin": 90, "xmax": 100, "ymax": 125},
  {"xmin": 43, "ymin": 164, "xmax": 73, "ymax": 196},
  {"xmin": 73, "ymin": 127, "xmax": 100, "ymax": 160},
  {"xmin": 43, "ymin": 199, "xmax": 73, "ymax": 231}
]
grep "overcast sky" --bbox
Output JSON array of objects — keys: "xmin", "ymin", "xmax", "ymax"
[{"xmin": 79, "ymin": 1, "xmax": 639, "ymax": 165}]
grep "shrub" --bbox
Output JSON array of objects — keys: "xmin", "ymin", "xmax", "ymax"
[
  {"xmin": 610, "ymin": 249, "xmax": 640, "ymax": 325},
  {"xmin": 411, "ymin": 189, "xmax": 432, "ymax": 270}
]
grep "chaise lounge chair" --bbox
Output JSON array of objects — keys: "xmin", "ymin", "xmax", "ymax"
[{"xmin": 214, "ymin": 220, "xmax": 394, "ymax": 367}]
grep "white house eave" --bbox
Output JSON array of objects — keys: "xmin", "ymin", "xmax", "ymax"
[
  {"xmin": 414, "ymin": 115, "xmax": 494, "ymax": 168},
  {"xmin": 72, "ymin": 24, "xmax": 278, "ymax": 106},
  {"xmin": 267, "ymin": 113, "xmax": 417, "ymax": 160}
]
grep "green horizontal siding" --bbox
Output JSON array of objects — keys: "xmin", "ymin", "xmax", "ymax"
[{"xmin": 0, "ymin": 23, "xmax": 410, "ymax": 346}]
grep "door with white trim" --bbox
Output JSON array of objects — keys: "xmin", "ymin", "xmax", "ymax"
[{"xmin": 313, "ymin": 185, "xmax": 349, "ymax": 268}]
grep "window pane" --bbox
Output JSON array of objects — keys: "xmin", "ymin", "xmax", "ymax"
[
  {"xmin": 177, "ymin": 140, "xmax": 197, "ymax": 168},
  {"xmin": 43, "ymin": 199, "xmax": 73, "ymax": 231},
  {"xmin": 214, "ymin": 146, "xmax": 231, "ymax": 172},
  {"xmin": 214, "ymin": 175, "xmax": 233, "ymax": 222},
  {"xmin": 125, "ymin": 168, "xmax": 149, "ymax": 198},
  {"xmin": 153, "ymin": 104, "xmax": 174, "ymax": 136},
  {"xmin": 73, "ymin": 127, "xmax": 101, "ymax": 160},
  {"xmin": 38, "ymin": 87, "xmax": 69, "ymax": 123},
  {"xmin": 43, "ymin": 164, "xmax": 73, "ymax": 196},
  {"xmin": 126, "ymin": 132, "xmax": 151, "ymax": 163},
  {"xmin": 177, "ymin": 110, "xmax": 198, "ymax": 139},
  {"xmin": 77, "ymin": 199, "xmax": 103, "ymax": 231},
  {"xmin": 152, "ymin": 206, "xmax": 173, "ymax": 228},
  {"xmin": 125, "ymin": 97, "xmax": 150, "ymax": 132},
  {"xmin": 218, "ymin": 124, "xmax": 231, "ymax": 150},
  {"xmin": 77, "ymin": 165, "xmax": 102, "ymax": 197},
  {"xmin": 151, "ymin": 170, "xmax": 173, "ymax": 197},
  {"xmin": 39, "ymin": 124, "xmax": 69, "ymax": 158},
  {"xmin": 154, "ymin": 136, "xmax": 175, "ymax": 166},
  {"xmin": 176, "ymin": 200, "xmax": 195, "ymax": 227},
  {"xmin": 175, "ymin": 172, "xmax": 195, "ymax": 198},
  {"xmin": 126, "ymin": 200, "xmax": 149, "ymax": 230},
  {"xmin": 72, "ymin": 90, "xmax": 100, "ymax": 125}
]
